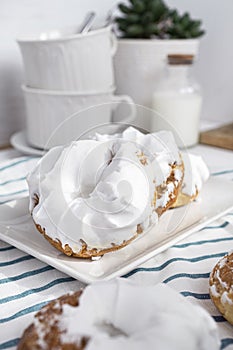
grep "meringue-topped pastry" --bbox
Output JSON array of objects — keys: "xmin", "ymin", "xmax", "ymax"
[
  {"xmin": 27, "ymin": 127, "xmax": 183, "ymax": 258},
  {"xmin": 27, "ymin": 127, "xmax": 208, "ymax": 258},
  {"xmin": 209, "ymin": 251, "xmax": 233, "ymax": 325},
  {"xmin": 17, "ymin": 278, "xmax": 220, "ymax": 350}
]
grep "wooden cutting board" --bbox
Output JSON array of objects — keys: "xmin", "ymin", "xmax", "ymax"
[
  {"xmin": 0, "ymin": 144, "xmax": 11, "ymax": 150},
  {"xmin": 200, "ymin": 123, "xmax": 233, "ymax": 150}
]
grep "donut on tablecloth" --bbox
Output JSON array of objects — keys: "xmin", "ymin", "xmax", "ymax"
[
  {"xmin": 17, "ymin": 278, "xmax": 220, "ymax": 350},
  {"xmin": 209, "ymin": 251, "xmax": 233, "ymax": 325}
]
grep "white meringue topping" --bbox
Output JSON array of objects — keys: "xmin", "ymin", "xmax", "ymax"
[
  {"xmin": 181, "ymin": 153, "xmax": 210, "ymax": 196},
  {"xmin": 28, "ymin": 128, "xmax": 183, "ymax": 253},
  {"xmin": 27, "ymin": 127, "xmax": 209, "ymax": 254},
  {"xmin": 56, "ymin": 279, "xmax": 220, "ymax": 350}
]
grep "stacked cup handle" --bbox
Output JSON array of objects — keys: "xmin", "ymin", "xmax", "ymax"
[{"xmin": 112, "ymin": 95, "xmax": 136, "ymax": 124}]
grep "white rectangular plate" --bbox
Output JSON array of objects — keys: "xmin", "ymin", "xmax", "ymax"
[{"xmin": 0, "ymin": 177, "xmax": 232, "ymax": 284}]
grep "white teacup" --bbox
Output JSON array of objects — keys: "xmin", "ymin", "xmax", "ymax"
[
  {"xmin": 22, "ymin": 85, "xmax": 136, "ymax": 149},
  {"xmin": 17, "ymin": 25, "xmax": 117, "ymax": 91}
]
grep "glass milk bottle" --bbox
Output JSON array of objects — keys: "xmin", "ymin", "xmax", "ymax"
[{"xmin": 151, "ymin": 54, "xmax": 202, "ymax": 148}]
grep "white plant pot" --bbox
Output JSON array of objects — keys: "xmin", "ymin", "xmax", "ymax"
[{"xmin": 114, "ymin": 38, "xmax": 200, "ymax": 131}]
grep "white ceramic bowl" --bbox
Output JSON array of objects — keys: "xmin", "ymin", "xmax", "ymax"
[
  {"xmin": 17, "ymin": 26, "xmax": 117, "ymax": 91},
  {"xmin": 22, "ymin": 85, "xmax": 135, "ymax": 149}
]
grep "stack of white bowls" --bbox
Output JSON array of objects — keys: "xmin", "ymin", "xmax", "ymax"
[{"xmin": 18, "ymin": 25, "xmax": 134, "ymax": 149}]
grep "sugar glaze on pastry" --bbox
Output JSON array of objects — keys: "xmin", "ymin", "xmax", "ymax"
[
  {"xmin": 27, "ymin": 127, "xmax": 208, "ymax": 258},
  {"xmin": 17, "ymin": 278, "xmax": 220, "ymax": 350},
  {"xmin": 209, "ymin": 251, "xmax": 233, "ymax": 325},
  {"xmin": 94, "ymin": 127, "xmax": 209, "ymax": 209},
  {"xmin": 171, "ymin": 152, "xmax": 209, "ymax": 207},
  {"xmin": 94, "ymin": 127, "xmax": 184, "ymax": 213}
]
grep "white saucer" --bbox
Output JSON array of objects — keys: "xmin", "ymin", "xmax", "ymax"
[
  {"xmin": 10, "ymin": 125, "xmax": 128, "ymax": 157},
  {"xmin": 10, "ymin": 131, "xmax": 45, "ymax": 156}
]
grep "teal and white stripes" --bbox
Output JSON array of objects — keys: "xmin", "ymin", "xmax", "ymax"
[
  {"xmin": 0, "ymin": 156, "xmax": 85, "ymax": 349},
  {"xmin": 122, "ymin": 220, "xmax": 233, "ymax": 349},
  {"xmin": 0, "ymin": 241, "xmax": 84, "ymax": 349},
  {"xmin": 0, "ymin": 157, "xmax": 38, "ymax": 204},
  {"xmin": 0, "ymin": 150, "xmax": 233, "ymax": 350}
]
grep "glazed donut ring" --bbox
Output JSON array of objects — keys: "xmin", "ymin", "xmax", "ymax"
[
  {"xmin": 27, "ymin": 127, "xmax": 184, "ymax": 258},
  {"xmin": 27, "ymin": 127, "xmax": 209, "ymax": 258},
  {"xmin": 17, "ymin": 279, "xmax": 220, "ymax": 350},
  {"xmin": 209, "ymin": 251, "xmax": 233, "ymax": 325}
]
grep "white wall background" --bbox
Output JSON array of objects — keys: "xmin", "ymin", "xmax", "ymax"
[{"xmin": 0, "ymin": 0, "xmax": 232, "ymax": 146}]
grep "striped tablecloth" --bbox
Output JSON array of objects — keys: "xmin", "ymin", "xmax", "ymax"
[{"xmin": 0, "ymin": 145, "xmax": 233, "ymax": 350}]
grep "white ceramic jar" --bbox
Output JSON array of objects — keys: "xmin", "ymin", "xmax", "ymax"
[{"xmin": 151, "ymin": 54, "xmax": 202, "ymax": 148}]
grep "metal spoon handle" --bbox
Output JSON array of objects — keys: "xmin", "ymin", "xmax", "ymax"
[{"xmin": 79, "ymin": 11, "xmax": 96, "ymax": 33}]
